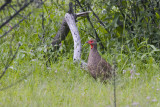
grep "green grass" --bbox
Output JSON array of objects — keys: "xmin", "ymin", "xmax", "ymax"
[{"xmin": 0, "ymin": 54, "xmax": 159, "ymax": 107}]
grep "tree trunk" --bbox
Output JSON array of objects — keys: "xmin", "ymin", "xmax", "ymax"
[{"xmin": 51, "ymin": 2, "xmax": 90, "ymax": 68}]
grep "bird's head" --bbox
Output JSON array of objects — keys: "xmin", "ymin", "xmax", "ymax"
[{"xmin": 86, "ymin": 39, "xmax": 97, "ymax": 49}]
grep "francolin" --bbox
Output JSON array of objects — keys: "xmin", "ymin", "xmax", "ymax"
[{"xmin": 86, "ymin": 39, "xmax": 112, "ymax": 81}]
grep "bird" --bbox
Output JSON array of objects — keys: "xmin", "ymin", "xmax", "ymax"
[{"xmin": 86, "ymin": 39, "xmax": 113, "ymax": 81}]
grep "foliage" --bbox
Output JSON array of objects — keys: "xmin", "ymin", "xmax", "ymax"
[{"xmin": 0, "ymin": 0, "xmax": 160, "ymax": 106}]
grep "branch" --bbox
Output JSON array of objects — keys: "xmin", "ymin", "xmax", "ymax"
[
  {"xmin": 113, "ymin": 58, "xmax": 117, "ymax": 107},
  {"xmin": 10, "ymin": 5, "xmax": 27, "ymax": 20},
  {"xmin": 51, "ymin": 2, "xmax": 88, "ymax": 68},
  {"xmin": 75, "ymin": 11, "xmax": 91, "ymax": 17},
  {"xmin": 0, "ymin": 43, "xmax": 20, "ymax": 80},
  {"xmin": 65, "ymin": 13, "xmax": 81, "ymax": 62},
  {"xmin": 0, "ymin": 0, "xmax": 34, "ymax": 29},
  {"xmin": 0, "ymin": 0, "xmax": 46, "ymax": 39},
  {"xmin": 75, "ymin": 0, "xmax": 105, "ymax": 50},
  {"xmin": 0, "ymin": 12, "xmax": 31, "ymax": 39},
  {"xmin": 0, "ymin": 0, "xmax": 12, "ymax": 11},
  {"xmin": 0, "ymin": 70, "xmax": 33, "ymax": 91},
  {"xmin": 51, "ymin": 18, "xmax": 70, "ymax": 49},
  {"xmin": 88, "ymin": 6, "xmax": 110, "ymax": 33},
  {"xmin": 51, "ymin": 11, "xmax": 90, "ymax": 50}
]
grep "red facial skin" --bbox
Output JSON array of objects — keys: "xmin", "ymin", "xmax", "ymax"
[{"xmin": 87, "ymin": 40, "xmax": 94, "ymax": 49}]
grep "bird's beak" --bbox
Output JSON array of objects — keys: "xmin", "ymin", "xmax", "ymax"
[{"xmin": 86, "ymin": 41, "xmax": 89, "ymax": 44}]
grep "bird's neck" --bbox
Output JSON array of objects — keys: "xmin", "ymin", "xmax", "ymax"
[
  {"xmin": 88, "ymin": 45, "xmax": 100, "ymax": 62},
  {"xmin": 90, "ymin": 45, "xmax": 97, "ymax": 50},
  {"xmin": 90, "ymin": 45, "xmax": 98, "ymax": 56}
]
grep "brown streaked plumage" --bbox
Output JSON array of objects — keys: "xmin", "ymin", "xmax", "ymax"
[{"xmin": 86, "ymin": 39, "xmax": 112, "ymax": 80}]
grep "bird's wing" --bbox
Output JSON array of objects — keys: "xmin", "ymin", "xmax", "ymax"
[{"xmin": 97, "ymin": 58, "xmax": 112, "ymax": 76}]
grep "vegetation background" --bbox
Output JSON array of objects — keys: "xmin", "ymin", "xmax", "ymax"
[{"xmin": 0, "ymin": 0, "xmax": 160, "ymax": 106}]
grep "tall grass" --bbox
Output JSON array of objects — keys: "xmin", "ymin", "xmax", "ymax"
[{"xmin": 0, "ymin": 50, "xmax": 159, "ymax": 107}]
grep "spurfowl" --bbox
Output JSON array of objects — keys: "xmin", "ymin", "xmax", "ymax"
[{"xmin": 86, "ymin": 39, "xmax": 112, "ymax": 81}]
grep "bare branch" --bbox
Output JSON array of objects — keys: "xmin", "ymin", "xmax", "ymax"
[
  {"xmin": 10, "ymin": 4, "xmax": 28, "ymax": 21},
  {"xmin": 51, "ymin": 18, "xmax": 70, "ymax": 49},
  {"xmin": 0, "ymin": 43, "xmax": 20, "ymax": 80},
  {"xmin": 51, "ymin": 7, "xmax": 90, "ymax": 50},
  {"xmin": 0, "ymin": 12, "xmax": 31, "ymax": 39},
  {"xmin": 0, "ymin": 0, "xmax": 12, "ymax": 11},
  {"xmin": 88, "ymin": 6, "xmax": 110, "ymax": 33},
  {"xmin": 0, "ymin": 70, "xmax": 33, "ymax": 91},
  {"xmin": 65, "ymin": 13, "xmax": 81, "ymax": 62},
  {"xmin": 0, "ymin": 0, "xmax": 47, "ymax": 39},
  {"xmin": 76, "ymin": 11, "xmax": 91, "ymax": 17},
  {"xmin": 75, "ymin": 0, "xmax": 105, "ymax": 50},
  {"xmin": 0, "ymin": 0, "xmax": 34, "ymax": 29},
  {"xmin": 113, "ymin": 57, "xmax": 117, "ymax": 107}
]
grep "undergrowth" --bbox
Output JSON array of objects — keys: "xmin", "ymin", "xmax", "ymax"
[
  {"xmin": 0, "ymin": 49, "xmax": 159, "ymax": 106},
  {"xmin": 0, "ymin": 0, "xmax": 160, "ymax": 107}
]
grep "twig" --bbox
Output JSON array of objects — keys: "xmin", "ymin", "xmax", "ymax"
[
  {"xmin": 0, "ymin": 0, "xmax": 47, "ymax": 91},
  {"xmin": 41, "ymin": 0, "xmax": 45, "ymax": 43},
  {"xmin": 76, "ymin": 11, "xmax": 91, "ymax": 17},
  {"xmin": 0, "ymin": 43, "xmax": 20, "ymax": 80},
  {"xmin": 75, "ymin": 0, "xmax": 105, "ymax": 50},
  {"xmin": 0, "ymin": 0, "xmax": 34, "ymax": 29},
  {"xmin": 113, "ymin": 57, "xmax": 117, "ymax": 107},
  {"xmin": 10, "ymin": 4, "xmax": 28, "ymax": 23},
  {"xmin": 0, "ymin": 70, "xmax": 33, "ymax": 91},
  {"xmin": 0, "ymin": 0, "xmax": 47, "ymax": 39},
  {"xmin": 80, "ymin": 28, "xmax": 94, "ymax": 38},
  {"xmin": 88, "ymin": 6, "xmax": 110, "ymax": 33},
  {"xmin": 114, "ymin": 67, "xmax": 116, "ymax": 107},
  {"xmin": 68, "ymin": 2, "xmax": 74, "ymax": 14},
  {"xmin": 0, "ymin": 12, "xmax": 31, "ymax": 39},
  {"xmin": 0, "ymin": 0, "xmax": 12, "ymax": 11}
]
